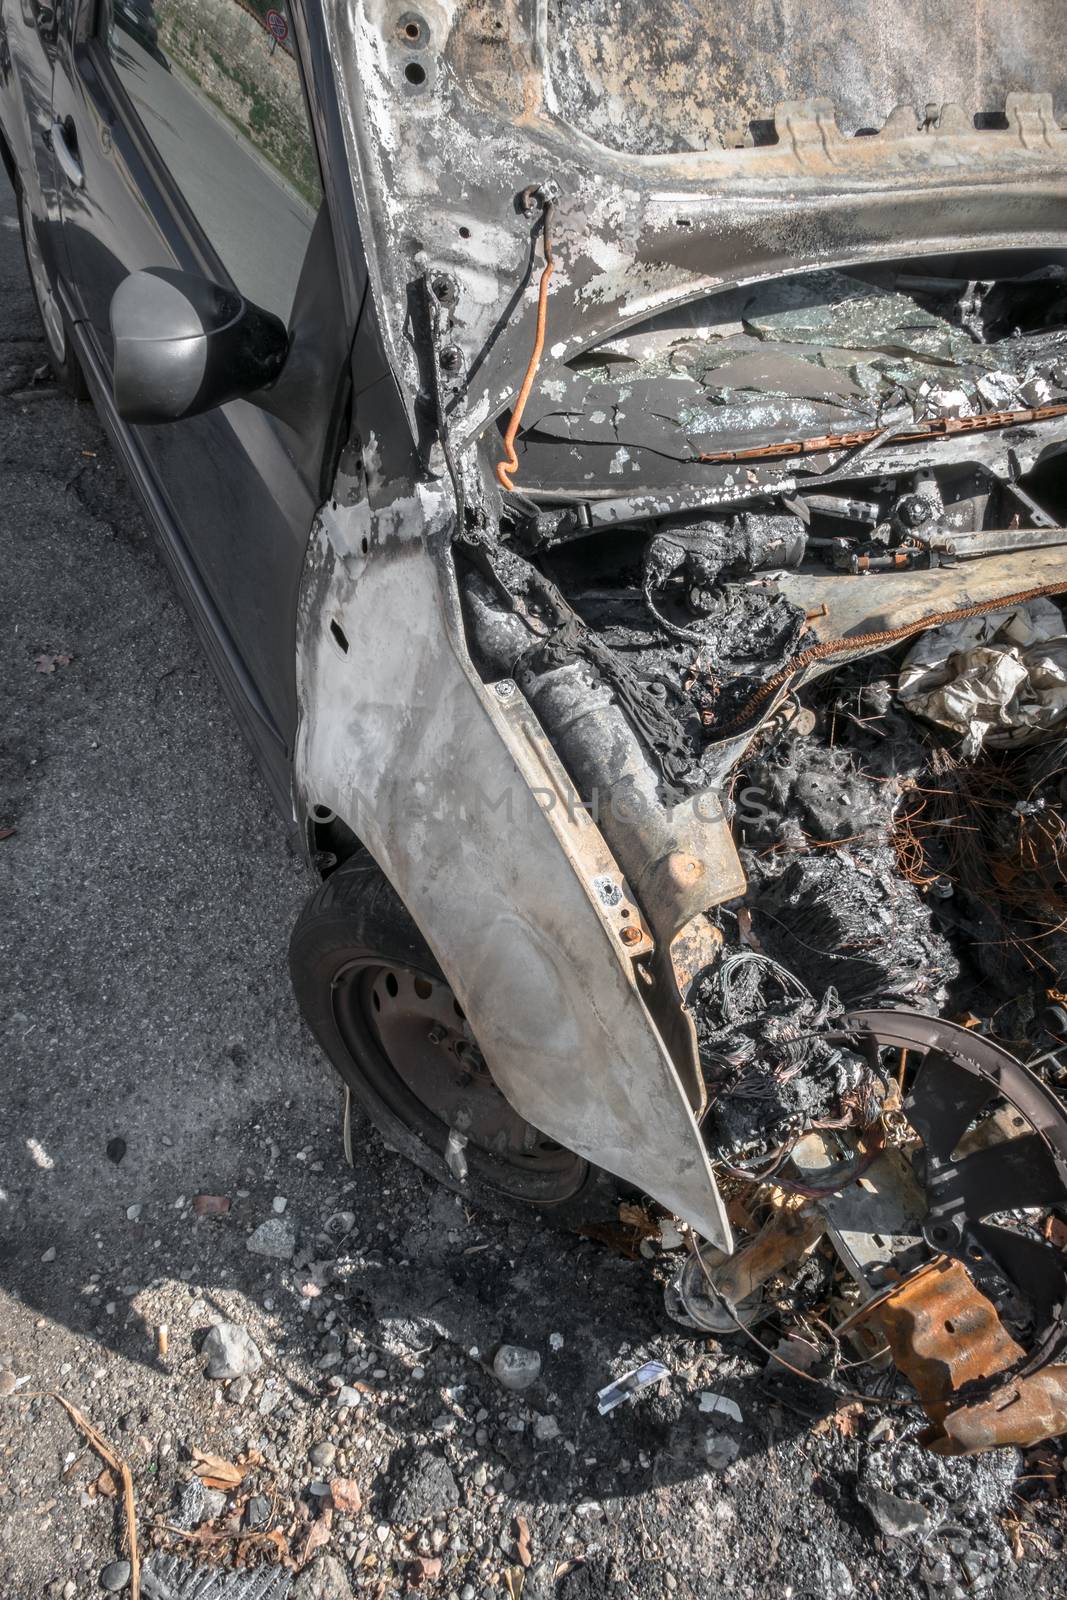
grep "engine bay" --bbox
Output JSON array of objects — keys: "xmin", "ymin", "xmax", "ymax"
[{"xmin": 454, "ymin": 254, "xmax": 1067, "ymax": 1452}]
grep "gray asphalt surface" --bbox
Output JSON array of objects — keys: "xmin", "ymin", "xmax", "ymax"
[
  {"xmin": 0, "ymin": 163, "xmax": 334, "ymax": 1309},
  {"xmin": 0, "ymin": 167, "xmax": 1062, "ymax": 1600}
]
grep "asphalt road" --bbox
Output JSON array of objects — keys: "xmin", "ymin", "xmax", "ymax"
[{"xmin": 0, "ymin": 164, "xmax": 335, "ymax": 1316}]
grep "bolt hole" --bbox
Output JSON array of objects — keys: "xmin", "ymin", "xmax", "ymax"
[
  {"xmin": 404, "ymin": 60, "xmax": 426, "ymax": 85},
  {"xmin": 361, "ymin": 535, "xmax": 369, "ymax": 554},
  {"xmin": 329, "ymin": 619, "xmax": 349, "ymax": 653},
  {"xmin": 459, "ymin": 225, "xmax": 472, "ymax": 239},
  {"xmin": 404, "ymin": 20, "xmax": 420, "ymax": 39},
  {"xmin": 620, "ymin": 907, "xmax": 630, "ymax": 918},
  {"xmin": 311, "ymin": 803, "xmax": 335, "ymax": 822},
  {"xmin": 676, "ymin": 216, "xmax": 692, "ymax": 228},
  {"xmin": 372, "ymin": 990, "xmax": 381, "ymax": 1012},
  {"xmin": 413, "ymin": 976, "xmax": 433, "ymax": 1000},
  {"xmin": 385, "ymin": 972, "xmax": 400, "ymax": 998}
]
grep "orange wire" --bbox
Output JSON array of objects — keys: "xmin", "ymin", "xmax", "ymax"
[{"xmin": 496, "ymin": 207, "xmax": 555, "ymax": 492}]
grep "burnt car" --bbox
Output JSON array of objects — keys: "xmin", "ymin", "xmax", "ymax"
[{"xmin": 4, "ymin": 0, "xmax": 1067, "ymax": 1451}]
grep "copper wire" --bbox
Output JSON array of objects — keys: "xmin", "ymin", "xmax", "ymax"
[{"xmin": 496, "ymin": 201, "xmax": 555, "ymax": 493}]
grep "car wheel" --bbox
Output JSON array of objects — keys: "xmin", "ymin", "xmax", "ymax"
[
  {"xmin": 290, "ymin": 852, "xmax": 620, "ymax": 1227},
  {"xmin": 16, "ymin": 186, "xmax": 89, "ymax": 399}
]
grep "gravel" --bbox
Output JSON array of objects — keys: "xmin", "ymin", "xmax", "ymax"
[{"xmin": 0, "ymin": 168, "xmax": 1063, "ymax": 1600}]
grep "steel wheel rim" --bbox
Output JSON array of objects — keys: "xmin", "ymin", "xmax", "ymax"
[{"xmin": 332, "ymin": 957, "xmax": 587, "ymax": 1204}]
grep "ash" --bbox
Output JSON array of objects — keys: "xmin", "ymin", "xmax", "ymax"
[{"xmin": 693, "ymin": 950, "xmax": 874, "ymax": 1161}]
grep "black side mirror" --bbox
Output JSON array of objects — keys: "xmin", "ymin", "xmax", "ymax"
[{"xmin": 110, "ymin": 267, "xmax": 289, "ymax": 424}]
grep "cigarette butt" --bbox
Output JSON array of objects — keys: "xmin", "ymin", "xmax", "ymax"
[{"xmin": 157, "ymin": 1324, "xmax": 169, "ymax": 1359}]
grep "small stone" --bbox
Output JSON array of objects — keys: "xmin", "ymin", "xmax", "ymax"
[
  {"xmin": 201, "ymin": 1322, "xmax": 262, "ymax": 1380},
  {"xmin": 324, "ymin": 1211, "xmax": 356, "ymax": 1238},
  {"xmin": 704, "ymin": 1431, "xmax": 740, "ymax": 1472},
  {"xmin": 492, "ymin": 1344, "xmax": 541, "ymax": 1392},
  {"xmin": 226, "ymin": 1376, "xmax": 252, "ymax": 1405},
  {"xmin": 387, "ymin": 1452, "xmax": 460, "ymax": 1522},
  {"xmin": 244, "ymin": 1494, "xmax": 271, "ymax": 1529},
  {"xmin": 860, "ymin": 1486, "xmax": 936, "ymax": 1539},
  {"xmin": 63, "ymin": 1584, "xmax": 77, "ymax": 1600},
  {"xmin": 100, "ymin": 1558, "xmax": 132, "ymax": 1591},
  {"xmin": 330, "ymin": 1477, "xmax": 363, "ymax": 1514},
  {"xmin": 272, "ymin": 1196, "xmax": 288, "ymax": 1214},
  {"xmin": 41, "ymin": 1247, "xmax": 56, "ymax": 1263},
  {"xmin": 106, "ymin": 1137, "xmax": 127, "ymax": 1165},
  {"xmin": 291, "ymin": 1554, "xmax": 354, "ymax": 1600},
  {"xmin": 125, "ymin": 1206, "xmax": 142, "ymax": 1222},
  {"xmin": 247, "ymin": 1218, "xmax": 296, "ymax": 1260},
  {"xmin": 0, "ymin": 1371, "xmax": 17, "ymax": 1398},
  {"xmin": 533, "ymin": 1414, "xmax": 560, "ymax": 1443},
  {"xmin": 334, "ymin": 1385, "xmax": 361, "ymax": 1409},
  {"xmin": 309, "ymin": 1441, "xmax": 337, "ymax": 1471}
]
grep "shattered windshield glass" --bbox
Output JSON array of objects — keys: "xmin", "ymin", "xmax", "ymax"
[{"xmin": 516, "ymin": 267, "xmax": 1067, "ymax": 481}]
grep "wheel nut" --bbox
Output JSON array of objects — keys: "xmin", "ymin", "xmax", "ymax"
[
  {"xmin": 620, "ymin": 925, "xmax": 642, "ymax": 946},
  {"xmin": 427, "ymin": 1024, "xmax": 447, "ymax": 1044}
]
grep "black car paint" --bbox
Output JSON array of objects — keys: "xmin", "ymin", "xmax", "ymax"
[{"xmin": 0, "ymin": 0, "xmax": 399, "ymax": 823}]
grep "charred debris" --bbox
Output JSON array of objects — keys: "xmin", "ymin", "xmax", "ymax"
[{"xmin": 432, "ymin": 253, "xmax": 1067, "ymax": 1452}]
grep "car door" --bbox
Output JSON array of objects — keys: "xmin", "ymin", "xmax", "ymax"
[{"xmin": 48, "ymin": 0, "xmax": 351, "ymax": 805}]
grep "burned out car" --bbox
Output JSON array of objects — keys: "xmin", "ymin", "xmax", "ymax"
[{"xmin": 5, "ymin": 0, "xmax": 1067, "ymax": 1453}]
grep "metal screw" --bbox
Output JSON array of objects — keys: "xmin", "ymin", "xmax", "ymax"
[
  {"xmin": 493, "ymin": 679, "xmax": 516, "ymax": 701},
  {"xmin": 427, "ymin": 1024, "xmax": 447, "ymax": 1045},
  {"xmin": 620, "ymin": 925, "xmax": 642, "ymax": 946}
]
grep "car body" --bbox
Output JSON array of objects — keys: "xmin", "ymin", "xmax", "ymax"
[{"xmin": 4, "ymin": 0, "xmax": 1067, "ymax": 1334}]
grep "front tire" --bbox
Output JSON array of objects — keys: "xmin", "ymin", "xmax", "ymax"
[{"xmin": 289, "ymin": 853, "xmax": 618, "ymax": 1227}]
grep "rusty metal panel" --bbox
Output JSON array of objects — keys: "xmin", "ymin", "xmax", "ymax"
[{"xmin": 547, "ymin": 0, "xmax": 1067, "ymax": 152}]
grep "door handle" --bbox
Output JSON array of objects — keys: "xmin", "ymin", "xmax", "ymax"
[{"xmin": 51, "ymin": 119, "xmax": 84, "ymax": 189}]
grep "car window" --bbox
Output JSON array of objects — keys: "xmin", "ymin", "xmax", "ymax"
[{"xmin": 99, "ymin": 0, "xmax": 322, "ymax": 320}]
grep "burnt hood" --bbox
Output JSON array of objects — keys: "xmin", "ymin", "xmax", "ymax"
[{"xmin": 327, "ymin": 0, "xmax": 1067, "ymax": 448}]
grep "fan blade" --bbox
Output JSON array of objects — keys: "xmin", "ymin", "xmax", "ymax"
[
  {"xmin": 905, "ymin": 1049, "xmax": 995, "ymax": 1161},
  {"xmin": 967, "ymin": 1221, "xmax": 1065, "ymax": 1327},
  {"xmin": 942, "ymin": 1133, "xmax": 1067, "ymax": 1222}
]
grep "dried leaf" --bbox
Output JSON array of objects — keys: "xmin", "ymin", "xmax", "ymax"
[
  {"xmin": 94, "ymin": 1467, "xmax": 119, "ymax": 1498},
  {"xmin": 301, "ymin": 1506, "xmax": 333, "ymax": 1566},
  {"xmin": 406, "ymin": 1556, "xmax": 442, "ymax": 1588},
  {"xmin": 813, "ymin": 1400, "xmax": 864, "ymax": 1439},
  {"xmin": 0, "ymin": 827, "xmax": 16, "ymax": 842},
  {"xmin": 191, "ymin": 1194, "xmax": 231, "ymax": 1216},
  {"xmin": 503, "ymin": 1566, "xmax": 525, "ymax": 1600},
  {"xmin": 329, "ymin": 1477, "xmax": 363, "ymax": 1514},
  {"xmin": 514, "ymin": 1515, "xmax": 532, "ymax": 1568},
  {"xmin": 617, "ymin": 1202, "xmax": 658, "ymax": 1238},
  {"xmin": 191, "ymin": 1446, "xmax": 243, "ymax": 1492}
]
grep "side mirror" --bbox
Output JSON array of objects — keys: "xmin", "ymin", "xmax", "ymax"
[{"xmin": 110, "ymin": 267, "xmax": 289, "ymax": 424}]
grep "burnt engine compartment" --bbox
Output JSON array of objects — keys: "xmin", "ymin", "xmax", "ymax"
[
  {"xmin": 463, "ymin": 258, "xmax": 1067, "ymax": 1121},
  {"xmin": 454, "ymin": 257, "xmax": 1067, "ymax": 1445}
]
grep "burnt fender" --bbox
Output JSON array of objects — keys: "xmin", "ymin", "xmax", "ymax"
[{"xmin": 293, "ymin": 481, "xmax": 732, "ymax": 1250}]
